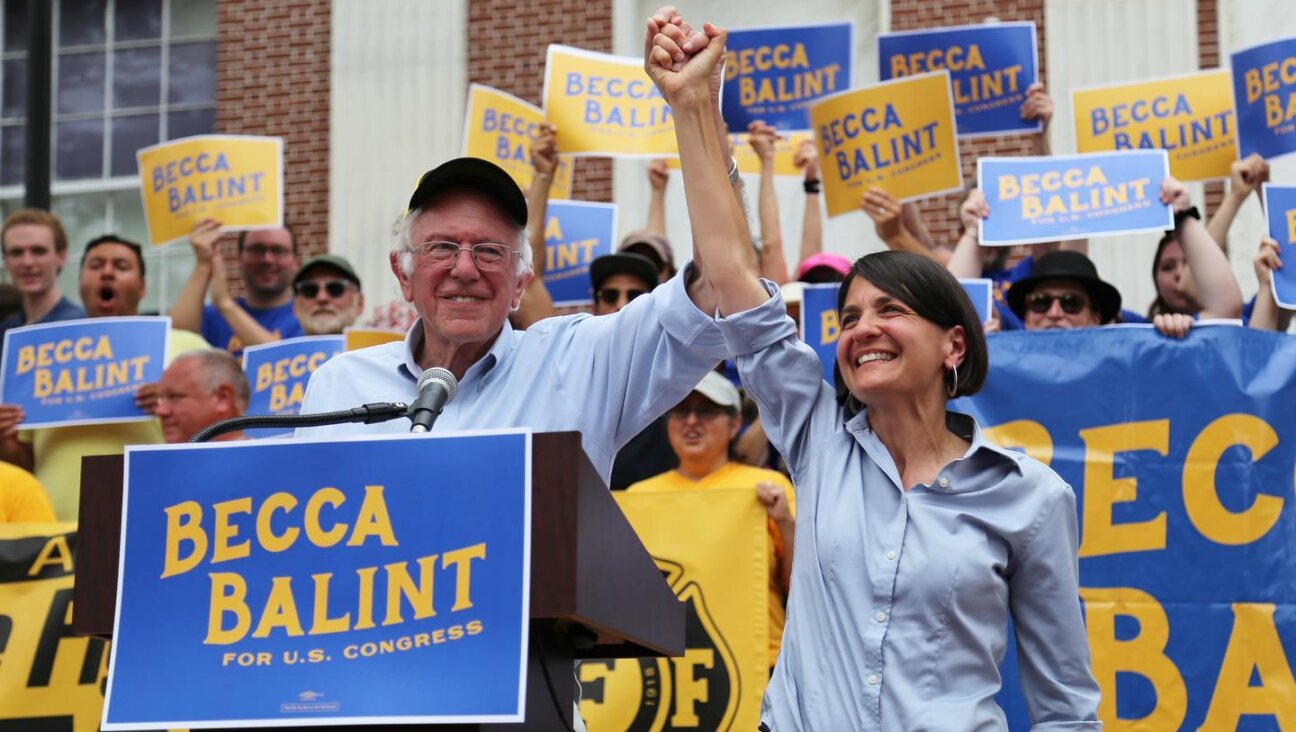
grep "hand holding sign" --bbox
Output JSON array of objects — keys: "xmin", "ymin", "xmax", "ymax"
[
  {"xmin": 1160, "ymin": 175, "xmax": 1191, "ymax": 213},
  {"xmin": 1228, "ymin": 153, "xmax": 1269, "ymax": 201},
  {"xmin": 747, "ymin": 120, "xmax": 781, "ymax": 164},
  {"xmin": 861, "ymin": 186, "xmax": 903, "ymax": 240},
  {"xmin": 1254, "ymin": 237, "xmax": 1282, "ymax": 288},
  {"xmin": 188, "ymin": 217, "xmax": 222, "ymax": 265},
  {"xmin": 960, "ymin": 187, "xmax": 990, "ymax": 235},
  {"xmin": 1020, "ymin": 82, "xmax": 1054, "ymax": 128},
  {"xmin": 794, "ymin": 138, "xmax": 820, "ymax": 180},
  {"xmin": 530, "ymin": 123, "xmax": 558, "ymax": 178}
]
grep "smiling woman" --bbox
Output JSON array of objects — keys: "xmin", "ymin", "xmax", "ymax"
[{"xmin": 648, "ymin": 8, "xmax": 1101, "ymax": 730}]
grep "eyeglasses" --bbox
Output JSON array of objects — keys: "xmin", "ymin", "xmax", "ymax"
[
  {"xmin": 668, "ymin": 403, "xmax": 731, "ymax": 420},
  {"xmin": 595, "ymin": 287, "xmax": 647, "ymax": 306},
  {"xmin": 244, "ymin": 244, "xmax": 294, "ymax": 259},
  {"xmin": 411, "ymin": 241, "xmax": 517, "ymax": 271},
  {"xmin": 294, "ymin": 279, "xmax": 353, "ymax": 299},
  {"xmin": 1025, "ymin": 291, "xmax": 1088, "ymax": 315}
]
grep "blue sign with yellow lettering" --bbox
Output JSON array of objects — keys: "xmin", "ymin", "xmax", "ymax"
[
  {"xmin": 798, "ymin": 283, "xmax": 841, "ymax": 384},
  {"xmin": 1231, "ymin": 37, "xmax": 1296, "ymax": 160},
  {"xmin": 978, "ymin": 150, "xmax": 1172, "ymax": 246},
  {"xmin": 722, "ymin": 22, "xmax": 853, "ymax": 132},
  {"xmin": 104, "ymin": 431, "xmax": 532, "ymax": 729},
  {"xmin": 242, "ymin": 335, "xmax": 344, "ymax": 438},
  {"xmin": 542, "ymin": 200, "xmax": 618, "ymax": 307},
  {"xmin": 951, "ymin": 327, "xmax": 1296, "ymax": 731},
  {"xmin": 1262, "ymin": 184, "xmax": 1296, "ymax": 308},
  {"xmin": 959, "ymin": 278, "xmax": 993, "ymax": 324},
  {"xmin": 0, "ymin": 316, "xmax": 168, "ymax": 429},
  {"xmin": 879, "ymin": 22, "xmax": 1039, "ymax": 137}
]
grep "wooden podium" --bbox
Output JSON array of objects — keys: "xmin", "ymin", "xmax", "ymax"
[{"xmin": 74, "ymin": 431, "xmax": 683, "ymax": 731}]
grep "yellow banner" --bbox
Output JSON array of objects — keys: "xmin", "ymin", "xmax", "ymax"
[
  {"xmin": 462, "ymin": 84, "xmax": 574, "ymax": 200},
  {"xmin": 579, "ymin": 490, "xmax": 767, "ymax": 732},
  {"xmin": 1072, "ymin": 70, "xmax": 1238, "ymax": 182},
  {"xmin": 343, "ymin": 327, "xmax": 405, "ymax": 351},
  {"xmin": 543, "ymin": 45, "xmax": 678, "ymax": 157},
  {"xmin": 809, "ymin": 70, "xmax": 963, "ymax": 216},
  {"xmin": 0, "ymin": 524, "xmax": 109, "ymax": 732},
  {"xmin": 666, "ymin": 130, "xmax": 815, "ymax": 177},
  {"xmin": 136, "ymin": 135, "xmax": 284, "ymax": 247}
]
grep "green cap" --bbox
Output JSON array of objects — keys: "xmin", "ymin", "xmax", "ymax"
[{"xmin": 294, "ymin": 254, "xmax": 361, "ymax": 289}]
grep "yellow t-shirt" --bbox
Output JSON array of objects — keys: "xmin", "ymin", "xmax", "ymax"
[
  {"xmin": 627, "ymin": 462, "xmax": 796, "ymax": 667},
  {"xmin": 20, "ymin": 328, "xmax": 211, "ymax": 521},
  {"xmin": 0, "ymin": 463, "xmax": 57, "ymax": 522}
]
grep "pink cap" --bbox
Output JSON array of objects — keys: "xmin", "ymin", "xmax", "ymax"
[{"xmin": 795, "ymin": 253, "xmax": 853, "ymax": 280}]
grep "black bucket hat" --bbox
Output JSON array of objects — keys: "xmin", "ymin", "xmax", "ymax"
[{"xmin": 1007, "ymin": 250, "xmax": 1122, "ymax": 324}]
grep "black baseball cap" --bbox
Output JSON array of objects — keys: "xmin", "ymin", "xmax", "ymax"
[
  {"xmin": 590, "ymin": 253, "xmax": 659, "ymax": 293},
  {"xmin": 406, "ymin": 157, "xmax": 527, "ymax": 228}
]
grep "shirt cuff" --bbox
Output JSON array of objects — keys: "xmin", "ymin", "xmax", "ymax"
[
  {"xmin": 716, "ymin": 279, "xmax": 799, "ymax": 356},
  {"xmin": 654, "ymin": 261, "xmax": 728, "ymax": 357}
]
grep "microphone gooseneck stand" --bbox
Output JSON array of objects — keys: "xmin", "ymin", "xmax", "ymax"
[{"xmin": 188, "ymin": 402, "xmax": 411, "ymax": 443}]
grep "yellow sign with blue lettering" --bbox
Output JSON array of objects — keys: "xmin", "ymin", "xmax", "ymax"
[
  {"xmin": 136, "ymin": 134, "xmax": 284, "ymax": 247},
  {"xmin": 1072, "ymin": 70, "xmax": 1238, "ymax": 182},
  {"xmin": 542, "ymin": 45, "xmax": 677, "ymax": 158},
  {"xmin": 579, "ymin": 489, "xmax": 768, "ymax": 732},
  {"xmin": 462, "ymin": 84, "xmax": 574, "ymax": 200},
  {"xmin": 343, "ymin": 328, "xmax": 406, "ymax": 352},
  {"xmin": 0, "ymin": 524, "xmax": 110, "ymax": 732},
  {"xmin": 809, "ymin": 70, "xmax": 963, "ymax": 217}
]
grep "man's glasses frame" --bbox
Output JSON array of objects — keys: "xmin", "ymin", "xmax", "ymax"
[{"xmin": 411, "ymin": 241, "xmax": 518, "ymax": 271}]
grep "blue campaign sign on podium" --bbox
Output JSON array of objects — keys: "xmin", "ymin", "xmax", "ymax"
[{"xmin": 103, "ymin": 430, "xmax": 532, "ymax": 729}]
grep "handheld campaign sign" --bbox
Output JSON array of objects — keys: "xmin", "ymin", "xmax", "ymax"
[
  {"xmin": 462, "ymin": 84, "xmax": 574, "ymax": 200},
  {"xmin": 0, "ymin": 317, "xmax": 168, "ymax": 429},
  {"xmin": 721, "ymin": 21, "xmax": 854, "ymax": 132},
  {"xmin": 137, "ymin": 135, "xmax": 284, "ymax": 247},
  {"xmin": 103, "ymin": 431, "xmax": 532, "ymax": 729},
  {"xmin": 959, "ymin": 278, "xmax": 993, "ymax": 323},
  {"xmin": 241, "ymin": 335, "xmax": 344, "ymax": 438},
  {"xmin": 1072, "ymin": 70, "xmax": 1238, "ymax": 182},
  {"xmin": 343, "ymin": 327, "xmax": 405, "ymax": 352},
  {"xmin": 878, "ymin": 22, "xmax": 1039, "ymax": 138},
  {"xmin": 1262, "ymin": 183, "xmax": 1296, "ymax": 308},
  {"xmin": 1231, "ymin": 37, "xmax": 1296, "ymax": 160},
  {"xmin": 541, "ymin": 200, "xmax": 618, "ymax": 307},
  {"xmin": 798, "ymin": 283, "xmax": 841, "ymax": 384},
  {"xmin": 543, "ymin": 45, "xmax": 676, "ymax": 157},
  {"xmin": 809, "ymin": 70, "xmax": 963, "ymax": 217},
  {"xmin": 977, "ymin": 150, "xmax": 1172, "ymax": 246}
]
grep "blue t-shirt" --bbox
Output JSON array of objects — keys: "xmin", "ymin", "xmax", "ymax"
[
  {"xmin": 985, "ymin": 256, "xmax": 1033, "ymax": 331},
  {"xmin": 201, "ymin": 298, "xmax": 302, "ymax": 355},
  {"xmin": 0, "ymin": 296, "xmax": 86, "ymax": 356}
]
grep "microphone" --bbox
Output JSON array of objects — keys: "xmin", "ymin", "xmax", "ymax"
[{"xmin": 409, "ymin": 367, "xmax": 458, "ymax": 433}]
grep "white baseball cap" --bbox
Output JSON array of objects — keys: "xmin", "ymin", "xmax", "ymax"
[{"xmin": 691, "ymin": 371, "xmax": 741, "ymax": 410}]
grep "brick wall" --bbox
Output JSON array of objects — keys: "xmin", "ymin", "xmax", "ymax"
[
  {"xmin": 889, "ymin": 0, "xmax": 1047, "ymax": 247},
  {"xmin": 1198, "ymin": 0, "xmax": 1223, "ymax": 216},
  {"xmin": 214, "ymin": 0, "xmax": 332, "ymax": 291},
  {"xmin": 467, "ymin": 0, "xmax": 614, "ymax": 203}
]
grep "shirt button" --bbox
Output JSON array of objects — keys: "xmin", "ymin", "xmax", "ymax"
[
  {"xmin": 874, "ymin": 611, "xmax": 887, "ymax": 623},
  {"xmin": 886, "ymin": 550, "xmax": 897, "ymax": 560},
  {"xmin": 867, "ymin": 674, "xmax": 880, "ymax": 685},
  {"xmin": 938, "ymin": 477, "xmax": 950, "ymax": 489}
]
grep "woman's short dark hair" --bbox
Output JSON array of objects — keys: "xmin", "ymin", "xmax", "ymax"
[{"xmin": 832, "ymin": 251, "xmax": 988, "ymax": 412}]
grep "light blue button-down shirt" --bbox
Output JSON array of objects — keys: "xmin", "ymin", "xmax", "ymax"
[
  {"xmin": 295, "ymin": 267, "xmax": 728, "ymax": 486},
  {"xmin": 719, "ymin": 287, "xmax": 1101, "ymax": 731}
]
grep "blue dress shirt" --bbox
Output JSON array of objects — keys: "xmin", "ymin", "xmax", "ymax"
[
  {"xmin": 719, "ymin": 286, "xmax": 1101, "ymax": 731},
  {"xmin": 295, "ymin": 267, "xmax": 729, "ymax": 486}
]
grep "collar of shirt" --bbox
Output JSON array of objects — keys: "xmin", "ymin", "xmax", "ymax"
[
  {"xmin": 397, "ymin": 317, "xmax": 516, "ymax": 391},
  {"xmin": 845, "ymin": 408, "xmax": 1023, "ymax": 493}
]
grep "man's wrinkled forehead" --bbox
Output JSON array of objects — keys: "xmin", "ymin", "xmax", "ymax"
[{"xmin": 410, "ymin": 188, "xmax": 521, "ymax": 241}]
